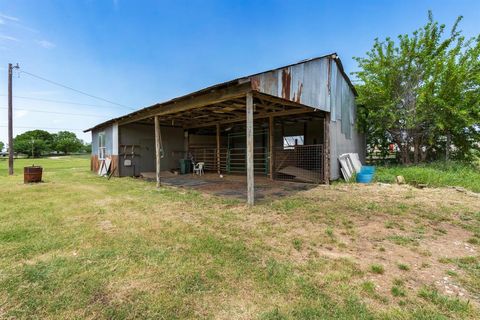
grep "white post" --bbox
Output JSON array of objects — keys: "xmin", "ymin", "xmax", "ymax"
[{"xmin": 246, "ymin": 92, "xmax": 254, "ymax": 205}]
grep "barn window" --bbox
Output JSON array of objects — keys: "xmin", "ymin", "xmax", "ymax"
[
  {"xmin": 283, "ymin": 135, "xmax": 304, "ymax": 150},
  {"xmin": 98, "ymin": 132, "xmax": 106, "ymax": 160}
]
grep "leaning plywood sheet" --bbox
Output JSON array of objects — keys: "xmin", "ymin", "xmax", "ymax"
[
  {"xmin": 97, "ymin": 160, "xmax": 104, "ymax": 176},
  {"xmin": 277, "ymin": 166, "xmax": 320, "ymax": 183},
  {"xmin": 339, "ymin": 154, "xmax": 355, "ymax": 181},
  {"xmin": 348, "ymin": 153, "xmax": 362, "ymax": 173}
]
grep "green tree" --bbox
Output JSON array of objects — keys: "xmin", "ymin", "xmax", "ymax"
[
  {"xmin": 0, "ymin": 141, "xmax": 4, "ymax": 152},
  {"xmin": 354, "ymin": 12, "xmax": 480, "ymax": 163},
  {"xmin": 83, "ymin": 142, "xmax": 92, "ymax": 153},
  {"xmin": 431, "ymin": 32, "xmax": 480, "ymax": 160},
  {"xmin": 13, "ymin": 130, "xmax": 54, "ymax": 157},
  {"xmin": 52, "ymin": 131, "xmax": 84, "ymax": 154}
]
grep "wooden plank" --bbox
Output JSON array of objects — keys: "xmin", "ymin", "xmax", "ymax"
[
  {"xmin": 246, "ymin": 92, "xmax": 254, "ymax": 205},
  {"xmin": 269, "ymin": 115, "xmax": 274, "ymax": 180},
  {"xmin": 154, "ymin": 115, "xmax": 161, "ymax": 188}
]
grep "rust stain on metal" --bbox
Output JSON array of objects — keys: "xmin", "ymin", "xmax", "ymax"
[
  {"xmin": 251, "ymin": 77, "xmax": 260, "ymax": 91},
  {"xmin": 281, "ymin": 68, "xmax": 291, "ymax": 99},
  {"xmin": 293, "ymin": 82, "xmax": 303, "ymax": 103}
]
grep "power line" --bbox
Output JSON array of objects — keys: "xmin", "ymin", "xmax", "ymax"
[
  {"xmin": 0, "ymin": 125, "xmax": 86, "ymax": 131},
  {"xmin": 0, "ymin": 106, "xmax": 107, "ymax": 118},
  {"xmin": 0, "ymin": 94, "xmax": 123, "ymax": 108},
  {"xmin": 18, "ymin": 70, "xmax": 135, "ymax": 110}
]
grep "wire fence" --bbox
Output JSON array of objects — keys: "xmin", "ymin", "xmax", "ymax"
[
  {"xmin": 274, "ymin": 144, "xmax": 325, "ymax": 183},
  {"xmin": 188, "ymin": 144, "xmax": 326, "ymax": 184}
]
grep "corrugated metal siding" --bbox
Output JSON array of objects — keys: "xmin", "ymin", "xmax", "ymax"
[
  {"xmin": 251, "ymin": 55, "xmax": 364, "ymax": 180},
  {"xmin": 328, "ymin": 59, "xmax": 365, "ymax": 179},
  {"xmin": 329, "ymin": 121, "xmax": 366, "ymax": 180},
  {"xmin": 92, "ymin": 125, "xmax": 114, "ymax": 158},
  {"xmin": 251, "ymin": 58, "xmax": 331, "ymax": 112},
  {"xmin": 329, "ymin": 60, "xmax": 355, "ymax": 139},
  {"xmin": 118, "ymin": 123, "xmax": 185, "ymax": 176}
]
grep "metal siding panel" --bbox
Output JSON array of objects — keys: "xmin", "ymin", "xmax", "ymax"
[
  {"xmin": 118, "ymin": 123, "xmax": 185, "ymax": 177},
  {"xmin": 112, "ymin": 123, "xmax": 119, "ymax": 156},
  {"xmin": 91, "ymin": 131, "xmax": 98, "ymax": 155},
  {"xmin": 300, "ymin": 59, "xmax": 322, "ymax": 109},
  {"xmin": 330, "ymin": 61, "xmax": 338, "ymax": 121},
  {"xmin": 335, "ymin": 67, "xmax": 343, "ymax": 121},
  {"xmin": 329, "ymin": 121, "xmax": 339, "ymax": 180},
  {"xmin": 290, "ymin": 63, "xmax": 304, "ymax": 103},
  {"xmin": 318, "ymin": 59, "xmax": 329, "ymax": 110},
  {"xmin": 330, "ymin": 116, "xmax": 366, "ymax": 180},
  {"xmin": 252, "ymin": 57, "xmax": 331, "ymax": 112}
]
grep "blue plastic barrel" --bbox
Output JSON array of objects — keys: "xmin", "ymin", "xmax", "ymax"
[
  {"xmin": 360, "ymin": 165, "xmax": 375, "ymax": 174},
  {"xmin": 356, "ymin": 172, "xmax": 374, "ymax": 183}
]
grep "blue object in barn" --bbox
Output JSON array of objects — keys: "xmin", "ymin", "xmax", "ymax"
[
  {"xmin": 179, "ymin": 159, "xmax": 192, "ymax": 174},
  {"xmin": 360, "ymin": 165, "xmax": 375, "ymax": 174},
  {"xmin": 356, "ymin": 172, "xmax": 374, "ymax": 183}
]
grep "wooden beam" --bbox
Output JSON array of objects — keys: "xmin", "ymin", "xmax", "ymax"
[
  {"xmin": 154, "ymin": 115, "xmax": 161, "ymax": 188},
  {"xmin": 186, "ymin": 107, "xmax": 314, "ymax": 129},
  {"xmin": 119, "ymin": 82, "xmax": 251, "ymax": 125},
  {"xmin": 269, "ymin": 115, "xmax": 274, "ymax": 180},
  {"xmin": 216, "ymin": 123, "xmax": 220, "ymax": 174},
  {"xmin": 246, "ymin": 92, "xmax": 254, "ymax": 205},
  {"xmin": 252, "ymin": 91, "xmax": 311, "ymax": 109}
]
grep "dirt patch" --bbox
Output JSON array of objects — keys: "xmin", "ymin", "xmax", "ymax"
[
  {"xmin": 219, "ymin": 183, "xmax": 480, "ymax": 306},
  {"xmin": 98, "ymin": 220, "xmax": 115, "ymax": 232}
]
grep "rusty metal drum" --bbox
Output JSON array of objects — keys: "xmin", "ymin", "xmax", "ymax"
[{"xmin": 24, "ymin": 166, "xmax": 43, "ymax": 183}]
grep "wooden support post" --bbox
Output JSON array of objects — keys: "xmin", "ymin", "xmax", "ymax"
[
  {"xmin": 246, "ymin": 92, "xmax": 254, "ymax": 205},
  {"xmin": 323, "ymin": 113, "xmax": 330, "ymax": 184},
  {"xmin": 154, "ymin": 115, "xmax": 161, "ymax": 188},
  {"xmin": 216, "ymin": 123, "xmax": 221, "ymax": 174},
  {"xmin": 269, "ymin": 115, "xmax": 274, "ymax": 180}
]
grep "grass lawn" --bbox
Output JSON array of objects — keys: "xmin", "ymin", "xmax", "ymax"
[
  {"xmin": 0, "ymin": 156, "xmax": 479, "ymax": 319},
  {"xmin": 375, "ymin": 161, "xmax": 480, "ymax": 193}
]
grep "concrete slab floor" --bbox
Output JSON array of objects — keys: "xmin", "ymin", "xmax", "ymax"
[{"xmin": 140, "ymin": 172, "xmax": 318, "ymax": 202}]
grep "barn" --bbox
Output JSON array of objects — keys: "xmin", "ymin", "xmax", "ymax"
[{"xmin": 84, "ymin": 53, "xmax": 365, "ymax": 204}]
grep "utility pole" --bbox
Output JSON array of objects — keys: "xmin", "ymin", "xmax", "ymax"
[{"xmin": 8, "ymin": 63, "xmax": 19, "ymax": 175}]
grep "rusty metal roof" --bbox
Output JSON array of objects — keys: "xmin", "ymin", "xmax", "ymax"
[{"xmin": 84, "ymin": 53, "xmax": 356, "ymax": 132}]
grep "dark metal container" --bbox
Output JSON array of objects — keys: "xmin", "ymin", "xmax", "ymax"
[{"xmin": 24, "ymin": 166, "xmax": 43, "ymax": 183}]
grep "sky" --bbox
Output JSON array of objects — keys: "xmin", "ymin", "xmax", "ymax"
[{"xmin": 0, "ymin": 0, "xmax": 479, "ymax": 147}]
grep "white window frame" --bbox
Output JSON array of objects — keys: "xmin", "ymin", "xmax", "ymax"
[{"xmin": 98, "ymin": 132, "xmax": 106, "ymax": 160}]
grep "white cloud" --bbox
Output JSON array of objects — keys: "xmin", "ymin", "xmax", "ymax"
[
  {"xmin": 36, "ymin": 39, "xmax": 55, "ymax": 49},
  {"xmin": 0, "ymin": 34, "xmax": 19, "ymax": 42},
  {"xmin": 0, "ymin": 12, "xmax": 38, "ymax": 33},
  {"xmin": 0, "ymin": 13, "xmax": 20, "ymax": 22}
]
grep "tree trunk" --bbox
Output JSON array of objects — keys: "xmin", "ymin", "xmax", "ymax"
[
  {"xmin": 399, "ymin": 143, "xmax": 410, "ymax": 164},
  {"xmin": 413, "ymin": 142, "xmax": 419, "ymax": 164}
]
